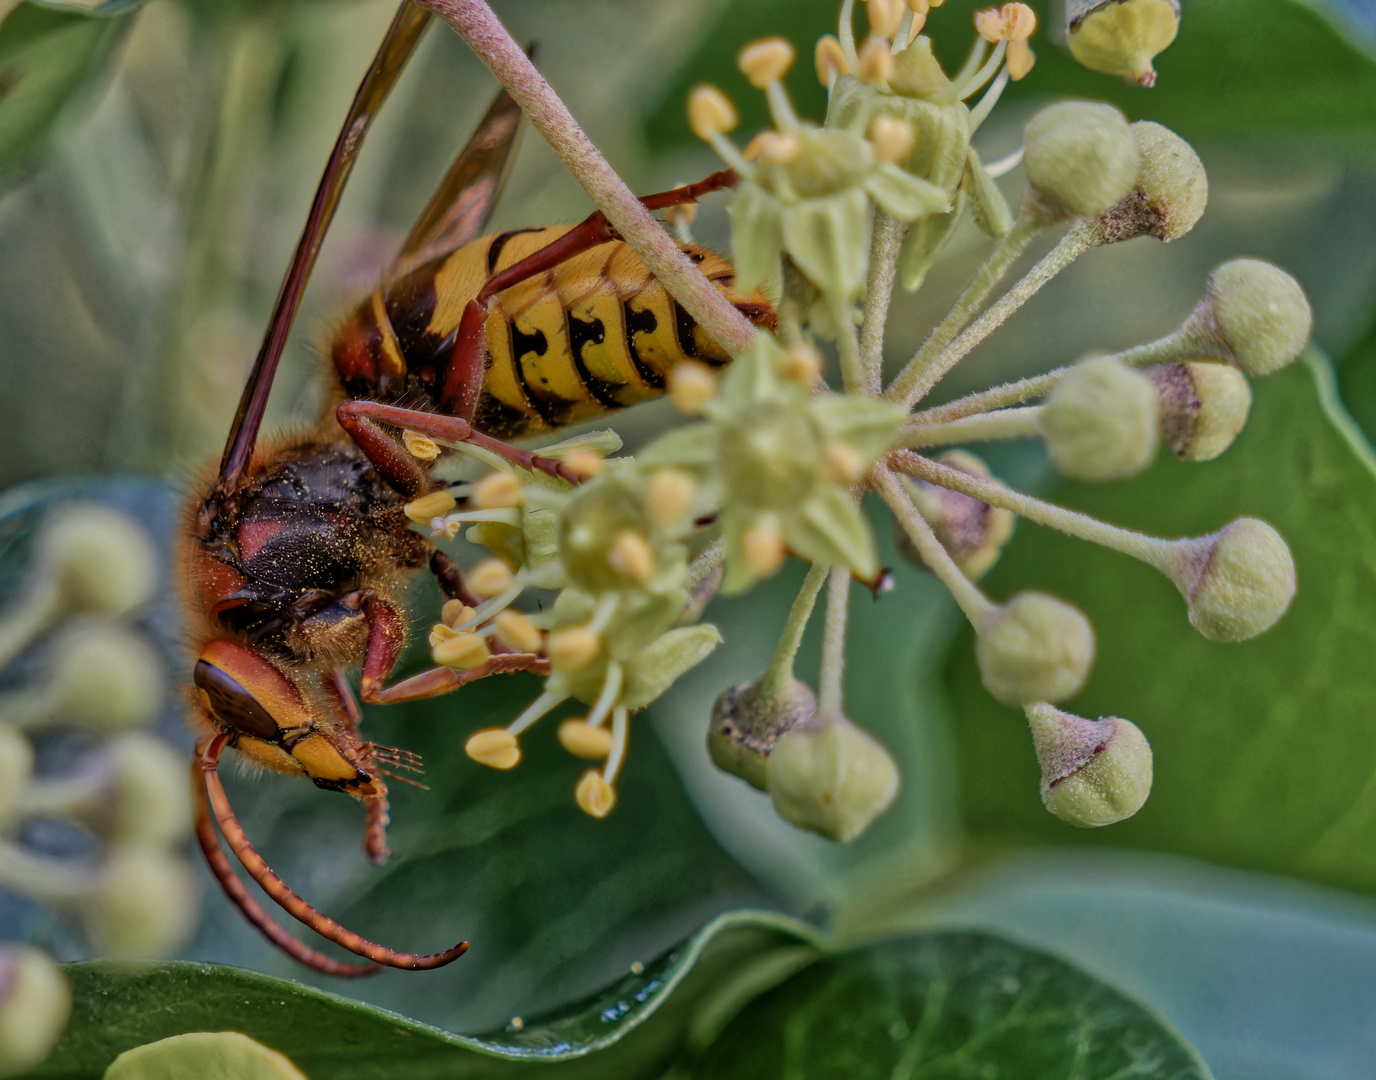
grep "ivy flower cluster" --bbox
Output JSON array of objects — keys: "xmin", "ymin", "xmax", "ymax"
[{"xmin": 410, "ymin": 0, "xmax": 1305, "ymax": 841}]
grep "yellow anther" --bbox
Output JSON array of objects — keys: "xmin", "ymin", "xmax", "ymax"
[
  {"xmin": 404, "ymin": 490, "xmax": 457, "ymax": 525},
  {"xmin": 442, "ymin": 599, "xmax": 476, "ymax": 627},
  {"xmin": 1007, "ymin": 37, "xmax": 1036, "ymax": 79},
  {"xmin": 546, "ymin": 625, "xmax": 601, "ymax": 671},
  {"xmin": 902, "ymin": 10, "xmax": 928, "ymax": 45},
  {"xmin": 906, "ymin": 0, "xmax": 931, "ymax": 12},
  {"xmin": 466, "ymin": 728, "xmax": 520, "ymax": 770},
  {"xmin": 494, "ymin": 611, "xmax": 542, "ymax": 653},
  {"xmin": 869, "ymin": 116, "xmax": 916, "ymax": 165},
  {"xmin": 814, "ymin": 34, "xmax": 849, "ymax": 87},
  {"xmin": 688, "ymin": 85, "xmax": 738, "ymax": 141},
  {"xmin": 472, "ymin": 471, "xmax": 522, "ymax": 509},
  {"xmin": 668, "ymin": 361, "xmax": 718, "ymax": 415},
  {"xmin": 867, "ymin": 0, "xmax": 905, "ymax": 39},
  {"xmin": 561, "ymin": 449, "xmax": 605, "ymax": 479},
  {"xmin": 434, "ymin": 631, "xmax": 491, "ymax": 670},
  {"xmin": 467, "ymin": 558, "xmax": 515, "ymax": 599},
  {"xmin": 558, "ymin": 719, "xmax": 614, "ymax": 760},
  {"xmin": 429, "ymin": 622, "xmax": 458, "ymax": 649},
  {"xmin": 742, "ymin": 519, "xmax": 788, "ymax": 578},
  {"xmin": 402, "ymin": 429, "xmax": 441, "ymax": 461},
  {"xmin": 575, "ymin": 770, "xmax": 616, "ymax": 818},
  {"xmin": 823, "ymin": 442, "xmax": 867, "ymax": 486},
  {"xmin": 1001, "ymin": 2, "xmax": 1036, "ymax": 39},
  {"xmin": 744, "ymin": 131, "xmax": 802, "ymax": 166},
  {"xmin": 664, "ymin": 201, "xmax": 698, "ymax": 228},
  {"xmin": 855, "ymin": 35, "xmax": 896, "ymax": 83},
  {"xmin": 975, "ymin": 7, "xmax": 1005, "ymax": 41},
  {"xmin": 608, "ymin": 530, "xmax": 656, "ymax": 585},
  {"xmin": 648, "ymin": 470, "xmax": 696, "ymax": 528},
  {"xmin": 781, "ymin": 342, "xmax": 823, "ymax": 385},
  {"xmin": 738, "ymin": 37, "xmax": 796, "ymax": 88}
]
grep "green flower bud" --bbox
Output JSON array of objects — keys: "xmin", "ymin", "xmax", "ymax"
[
  {"xmin": 1041, "ymin": 355, "xmax": 1160, "ymax": 481},
  {"xmin": 1169, "ymin": 518, "xmax": 1296, "ymax": 642},
  {"xmin": 1206, "ymin": 258, "xmax": 1313, "ymax": 375},
  {"xmin": 977, "ymin": 592, "xmax": 1096, "ymax": 706},
  {"xmin": 896, "ymin": 452, "xmax": 1015, "ymax": 582},
  {"xmin": 102, "ymin": 734, "xmax": 192, "ymax": 848},
  {"xmin": 0, "ymin": 724, "xmax": 34, "ymax": 831},
  {"xmin": 38, "ymin": 504, "xmax": 157, "ymax": 619},
  {"xmin": 767, "ymin": 713, "xmax": 899, "ymax": 842},
  {"xmin": 1129, "ymin": 121, "xmax": 1206, "ymax": 240},
  {"xmin": 42, "ymin": 621, "xmax": 165, "ymax": 733},
  {"xmin": 1023, "ymin": 102, "xmax": 1140, "ymax": 218},
  {"xmin": 83, "ymin": 846, "xmax": 198, "ymax": 958},
  {"xmin": 709, "ymin": 676, "xmax": 817, "ymax": 791},
  {"xmin": 0, "ymin": 945, "xmax": 71, "ymax": 1077},
  {"xmin": 1067, "ymin": 0, "xmax": 1180, "ymax": 88},
  {"xmin": 1146, "ymin": 361, "xmax": 1252, "ymax": 461},
  {"xmin": 105, "ymin": 1032, "xmax": 308, "ymax": 1080},
  {"xmin": 1026, "ymin": 701, "xmax": 1153, "ymax": 827}
]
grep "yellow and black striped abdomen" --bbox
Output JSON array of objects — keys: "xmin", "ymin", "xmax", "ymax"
[{"xmin": 330, "ymin": 226, "xmax": 774, "ymax": 440}]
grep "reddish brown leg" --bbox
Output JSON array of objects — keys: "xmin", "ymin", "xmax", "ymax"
[
  {"xmin": 325, "ymin": 668, "xmax": 390, "ymax": 865},
  {"xmin": 334, "ymin": 406, "xmax": 434, "ymax": 498},
  {"xmin": 192, "ymin": 740, "xmax": 382, "ymax": 978},
  {"xmin": 430, "ymin": 549, "xmax": 482, "ymax": 607},
  {"xmin": 199, "ymin": 734, "xmax": 468, "ymax": 971},
  {"xmin": 438, "ymin": 170, "xmax": 741, "ymax": 416}
]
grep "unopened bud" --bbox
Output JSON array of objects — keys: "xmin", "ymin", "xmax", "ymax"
[
  {"xmin": 1206, "ymin": 259, "xmax": 1313, "ymax": 376},
  {"xmin": 869, "ymin": 116, "xmax": 916, "ymax": 166},
  {"xmin": 648, "ymin": 470, "xmax": 696, "ymax": 527},
  {"xmin": 575, "ymin": 770, "xmax": 616, "ymax": 818},
  {"xmin": 467, "ymin": 558, "xmax": 514, "ymax": 599},
  {"xmin": 1068, "ymin": 0, "xmax": 1180, "ymax": 87},
  {"xmin": 898, "ymin": 452, "xmax": 1014, "ymax": 581},
  {"xmin": 401, "ymin": 429, "xmax": 441, "ymax": 461},
  {"xmin": 688, "ymin": 85, "xmax": 738, "ymax": 140},
  {"xmin": 0, "ymin": 946, "xmax": 71, "ymax": 1076},
  {"xmin": 105, "ymin": 1032, "xmax": 308, "ymax": 1080},
  {"xmin": 39, "ymin": 504, "xmax": 157, "ymax": 619},
  {"xmin": 742, "ymin": 519, "xmax": 788, "ymax": 578},
  {"xmin": 856, "ymin": 36, "xmax": 896, "ymax": 84},
  {"xmin": 1147, "ymin": 361, "xmax": 1251, "ymax": 462},
  {"xmin": 433, "ymin": 631, "xmax": 491, "ymax": 670},
  {"xmin": 441, "ymin": 599, "xmax": 476, "ymax": 628},
  {"xmin": 85, "ymin": 847, "xmax": 198, "ymax": 957},
  {"xmin": 1024, "ymin": 101, "xmax": 1140, "ymax": 217},
  {"xmin": 709, "ymin": 676, "xmax": 816, "ymax": 791},
  {"xmin": 768, "ymin": 713, "xmax": 900, "ymax": 842},
  {"xmin": 558, "ymin": 719, "xmax": 614, "ymax": 760},
  {"xmin": 404, "ymin": 490, "xmax": 457, "ymax": 525},
  {"xmin": 668, "ymin": 361, "xmax": 718, "ymax": 415},
  {"xmin": 547, "ymin": 625, "xmax": 601, "ymax": 670},
  {"xmin": 608, "ymin": 530, "xmax": 656, "ymax": 584},
  {"xmin": 472, "ymin": 471, "xmax": 523, "ymax": 509},
  {"xmin": 1095, "ymin": 121, "xmax": 1209, "ymax": 245},
  {"xmin": 781, "ymin": 342, "xmax": 823, "ymax": 385},
  {"xmin": 739, "ymin": 37, "xmax": 796, "ymax": 88},
  {"xmin": 977, "ymin": 591, "xmax": 1096, "ymax": 706},
  {"xmin": 44, "ymin": 621, "xmax": 165, "ymax": 733},
  {"xmin": 466, "ymin": 728, "xmax": 520, "ymax": 770},
  {"xmin": 1026, "ymin": 702, "xmax": 1152, "ymax": 827},
  {"xmin": 494, "ymin": 611, "xmax": 542, "ymax": 653},
  {"xmin": 561, "ymin": 449, "xmax": 605, "ymax": 479},
  {"xmin": 1040, "ymin": 355, "xmax": 1159, "ymax": 481},
  {"xmin": 104, "ymin": 734, "xmax": 191, "ymax": 847},
  {"xmin": 815, "ymin": 34, "xmax": 849, "ymax": 86},
  {"xmin": 1169, "ymin": 518, "xmax": 1295, "ymax": 642},
  {"xmin": 867, "ymin": 0, "xmax": 906, "ymax": 39}
]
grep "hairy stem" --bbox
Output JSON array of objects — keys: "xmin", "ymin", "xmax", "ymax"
[
  {"xmin": 912, "ymin": 368, "xmax": 1066, "ymax": 424},
  {"xmin": 818, "ymin": 568, "xmax": 851, "ymax": 716},
  {"xmin": 858, "ymin": 210, "xmax": 907, "ymax": 395},
  {"xmin": 903, "ymin": 406, "xmax": 1043, "ymax": 449},
  {"xmin": 760, "ymin": 564, "xmax": 829, "ymax": 699},
  {"xmin": 419, "ymin": 0, "xmax": 755, "ymax": 355}
]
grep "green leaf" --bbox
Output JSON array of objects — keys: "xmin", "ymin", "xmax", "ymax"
[
  {"xmin": 0, "ymin": 4, "xmax": 131, "ymax": 179},
  {"xmin": 944, "ymin": 353, "xmax": 1376, "ymax": 896},
  {"xmin": 642, "ymin": 0, "xmax": 1376, "ymax": 152},
  {"xmin": 683, "ymin": 930, "xmax": 1211, "ymax": 1079},
  {"xmin": 22, "ymin": 911, "xmax": 820, "ymax": 1080}
]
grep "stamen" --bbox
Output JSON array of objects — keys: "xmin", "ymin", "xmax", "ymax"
[
  {"xmin": 455, "ymin": 576, "xmax": 527, "ymax": 631},
  {"xmin": 585, "ymin": 662, "xmax": 625, "ymax": 728},
  {"xmin": 603, "ymin": 705, "xmax": 630, "ymax": 784},
  {"xmin": 982, "ymin": 145, "xmax": 1025, "ymax": 179},
  {"xmin": 959, "ymin": 38, "xmax": 1007, "ymax": 100},
  {"xmin": 968, "ymin": 66, "xmax": 1010, "ymax": 132},
  {"xmin": 838, "ymin": 0, "xmax": 860, "ymax": 71},
  {"xmin": 507, "ymin": 691, "xmax": 570, "ymax": 737}
]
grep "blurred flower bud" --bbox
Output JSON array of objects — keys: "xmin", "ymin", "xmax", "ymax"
[
  {"xmin": 562, "ymin": 449, "xmax": 606, "ymax": 479},
  {"xmin": 465, "ymin": 728, "xmax": 520, "ymax": 770},
  {"xmin": 1146, "ymin": 361, "xmax": 1252, "ymax": 462},
  {"xmin": 668, "ymin": 361, "xmax": 719, "ymax": 415},
  {"xmin": 467, "ymin": 558, "xmax": 515, "ymax": 599},
  {"xmin": 742, "ymin": 520, "xmax": 788, "ymax": 578},
  {"xmin": 1026, "ymin": 701, "xmax": 1153, "ymax": 826},
  {"xmin": 688, "ymin": 85, "xmax": 738, "ymax": 140},
  {"xmin": 897, "ymin": 452, "xmax": 1015, "ymax": 582},
  {"xmin": 101, "ymin": 734, "xmax": 191, "ymax": 848},
  {"xmin": 1205, "ymin": 259, "xmax": 1313, "ymax": 376},
  {"xmin": 767, "ymin": 713, "xmax": 900, "ymax": 842},
  {"xmin": 780, "ymin": 342, "xmax": 823, "ymax": 386},
  {"xmin": 709, "ymin": 676, "xmax": 817, "ymax": 791},
  {"xmin": 38, "ymin": 504, "xmax": 157, "ymax": 620},
  {"xmin": 608, "ymin": 531, "xmax": 656, "ymax": 585},
  {"xmin": 1023, "ymin": 102, "xmax": 1139, "ymax": 218},
  {"xmin": 1041, "ymin": 356, "xmax": 1159, "ymax": 481},
  {"xmin": 648, "ymin": 470, "xmax": 696, "ymax": 528},
  {"xmin": 0, "ymin": 945, "xmax": 71, "ymax": 1077},
  {"xmin": 104, "ymin": 1031, "xmax": 308, "ymax": 1080},
  {"xmin": 0, "ymin": 725, "xmax": 34, "ymax": 830},
  {"xmin": 738, "ymin": 37, "xmax": 796, "ymax": 88},
  {"xmin": 472, "ymin": 471, "xmax": 523, "ymax": 510},
  {"xmin": 547, "ymin": 625, "xmax": 601, "ymax": 671},
  {"xmin": 83, "ymin": 846, "xmax": 198, "ymax": 958},
  {"xmin": 1067, "ymin": 0, "xmax": 1179, "ymax": 87},
  {"xmin": 1167, "ymin": 518, "xmax": 1296, "ymax": 641},
  {"xmin": 575, "ymin": 770, "xmax": 616, "ymax": 818},
  {"xmin": 977, "ymin": 592, "xmax": 1096, "ymax": 706}
]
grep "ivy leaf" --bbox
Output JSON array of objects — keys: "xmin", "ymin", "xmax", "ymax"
[
  {"xmin": 944, "ymin": 353, "xmax": 1376, "ymax": 896},
  {"xmin": 683, "ymin": 930, "xmax": 1211, "ymax": 1079}
]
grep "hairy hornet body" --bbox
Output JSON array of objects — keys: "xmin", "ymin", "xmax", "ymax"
[{"xmin": 184, "ymin": 2, "xmax": 772, "ymax": 978}]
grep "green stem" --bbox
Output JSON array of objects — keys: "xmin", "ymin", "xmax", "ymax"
[
  {"xmin": 912, "ymin": 369, "xmax": 1066, "ymax": 424},
  {"xmin": 0, "ymin": 841, "xmax": 90, "ymax": 904},
  {"xmin": 858, "ymin": 210, "xmax": 907, "ymax": 395},
  {"xmin": 903, "ymin": 406, "xmax": 1042, "ymax": 449},
  {"xmin": 760, "ymin": 564, "xmax": 828, "ymax": 700},
  {"xmin": 834, "ymin": 295, "xmax": 864, "ymax": 394},
  {"xmin": 818, "ymin": 568, "xmax": 851, "ymax": 716}
]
